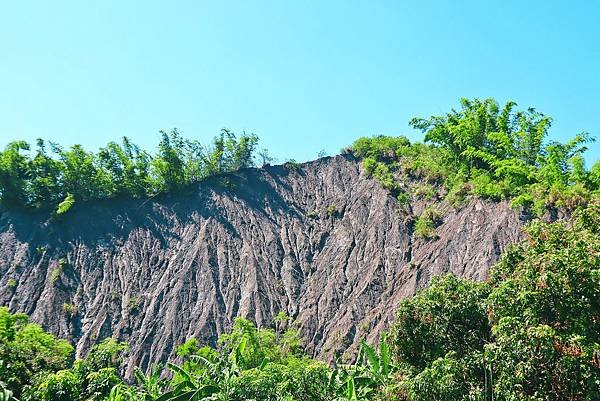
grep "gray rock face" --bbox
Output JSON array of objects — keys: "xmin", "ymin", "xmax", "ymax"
[{"xmin": 0, "ymin": 155, "xmax": 524, "ymax": 375}]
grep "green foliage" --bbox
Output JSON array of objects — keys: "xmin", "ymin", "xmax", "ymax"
[
  {"xmin": 30, "ymin": 369, "xmax": 80, "ymax": 401},
  {"xmin": 132, "ymin": 364, "xmax": 166, "ymax": 400},
  {"xmin": 154, "ymin": 317, "xmax": 330, "ymax": 401},
  {"xmin": 0, "ymin": 307, "xmax": 73, "ymax": 399},
  {"xmin": 405, "ymin": 352, "xmax": 484, "ymax": 401},
  {"xmin": 411, "ymin": 183, "xmax": 436, "ymax": 200},
  {"xmin": 414, "ymin": 207, "xmax": 443, "ymax": 239},
  {"xmin": 396, "ymin": 191, "xmax": 410, "ymax": 205},
  {"xmin": 445, "ymin": 181, "xmax": 471, "ymax": 208},
  {"xmin": 485, "ymin": 200, "xmax": 600, "ymax": 399},
  {"xmin": 50, "ymin": 259, "xmax": 67, "ymax": 284},
  {"xmin": 0, "ymin": 141, "xmax": 30, "ymax": 205},
  {"xmin": 24, "ymin": 338, "xmax": 129, "ymax": 401},
  {"xmin": 62, "ymin": 303, "xmax": 77, "ymax": 317},
  {"xmin": 0, "ymin": 130, "xmax": 261, "ymax": 211},
  {"xmin": 0, "ymin": 388, "xmax": 13, "ymax": 401},
  {"xmin": 284, "ymin": 159, "xmax": 300, "ymax": 171},
  {"xmin": 55, "ymin": 193, "xmax": 75, "ymax": 215},
  {"xmin": 49, "ymin": 267, "xmax": 61, "ymax": 284},
  {"xmin": 331, "ymin": 336, "xmax": 397, "ymax": 400},
  {"xmin": 307, "ymin": 210, "xmax": 318, "ymax": 219},
  {"xmin": 385, "ymin": 200, "xmax": 600, "ymax": 400},
  {"xmin": 353, "ymin": 136, "xmax": 410, "ymax": 194},
  {"xmin": 390, "ymin": 275, "xmax": 491, "ymax": 370},
  {"xmin": 351, "ymin": 98, "xmax": 598, "ymax": 216},
  {"xmin": 127, "ymin": 296, "xmax": 141, "ymax": 312},
  {"xmin": 257, "ymin": 148, "xmax": 275, "ymax": 167},
  {"xmin": 352, "ymin": 136, "xmax": 411, "ymax": 160},
  {"xmin": 230, "ymin": 359, "xmax": 331, "ymax": 401},
  {"xmin": 6, "ymin": 279, "xmax": 16, "ymax": 289}
]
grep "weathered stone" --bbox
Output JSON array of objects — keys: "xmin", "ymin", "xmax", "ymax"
[{"xmin": 0, "ymin": 154, "xmax": 523, "ymax": 376}]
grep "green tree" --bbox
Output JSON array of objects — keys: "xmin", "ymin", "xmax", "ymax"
[
  {"xmin": 383, "ymin": 200, "xmax": 599, "ymax": 401},
  {"xmin": 486, "ymin": 201, "xmax": 600, "ymax": 399},
  {"xmin": 150, "ymin": 129, "xmax": 186, "ymax": 193},
  {"xmin": 390, "ymin": 275, "xmax": 491, "ymax": 371},
  {"xmin": 97, "ymin": 137, "xmax": 150, "ymax": 198},
  {"xmin": 52, "ymin": 143, "xmax": 104, "ymax": 201},
  {"xmin": 0, "ymin": 129, "xmax": 263, "ymax": 211},
  {"xmin": 351, "ymin": 98, "xmax": 597, "ymax": 215},
  {"xmin": 25, "ymin": 338, "xmax": 129, "ymax": 401},
  {"xmin": 224, "ymin": 130, "xmax": 259, "ymax": 171},
  {"xmin": 0, "ymin": 307, "xmax": 73, "ymax": 399},
  {"xmin": 28, "ymin": 139, "xmax": 62, "ymax": 207},
  {"xmin": 0, "ymin": 141, "xmax": 30, "ymax": 205}
]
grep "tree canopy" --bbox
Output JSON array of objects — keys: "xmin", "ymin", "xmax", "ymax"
[
  {"xmin": 352, "ymin": 98, "xmax": 599, "ymax": 216},
  {"xmin": 0, "ymin": 129, "xmax": 262, "ymax": 213}
]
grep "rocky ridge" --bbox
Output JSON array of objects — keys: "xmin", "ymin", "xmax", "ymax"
[{"xmin": 0, "ymin": 155, "xmax": 524, "ymax": 375}]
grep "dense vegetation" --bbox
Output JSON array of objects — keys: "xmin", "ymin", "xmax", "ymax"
[
  {"xmin": 2, "ymin": 201, "xmax": 598, "ymax": 400},
  {"xmin": 388, "ymin": 201, "xmax": 600, "ymax": 400},
  {"xmin": 351, "ymin": 98, "xmax": 599, "ymax": 216},
  {"xmin": 2, "ymin": 98, "xmax": 597, "ymax": 218},
  {"xmin": 0, "ymin": 129, "xmax": 269, "ymax": 213}
]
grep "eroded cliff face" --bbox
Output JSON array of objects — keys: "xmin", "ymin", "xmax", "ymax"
[{"xmin": 0, "ymin": 155, "xmax": 524, "ymax": 375}]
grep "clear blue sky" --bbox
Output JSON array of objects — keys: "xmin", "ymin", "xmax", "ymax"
[{"xmin": 1, "ymin": 1, "xmax": 598, "ymax": 163}]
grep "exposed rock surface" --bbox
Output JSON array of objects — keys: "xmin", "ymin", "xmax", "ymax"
[{"xmin": 0, "ymin": 155, "xmax": 524, "ymax": 375}]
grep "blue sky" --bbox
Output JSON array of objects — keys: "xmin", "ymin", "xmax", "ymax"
[{"xmin": 1, "ymin": 1, "xmax": 598, "ymax": 163}]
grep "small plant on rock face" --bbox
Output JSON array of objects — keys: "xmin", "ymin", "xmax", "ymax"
[
  {"xmin": 50, "ymin": 266, "xmax": 63, "ymax": 284},
  {"xmin": 62, "ymin": 303, "xmax": 77, "ymax": 317},
  {"xmin": 274, "ymin": 311, "xmax": 293, "ymax": 335},
  {"xmin": 326, "ymin": 205, "xmax": 338, "ymax": 217},
  {"xmin": 215, "ymin": 176, "xmax": 236, "ymax": 191},
  {"xmin": 7, "ymin": 279, "xmax": 17, "ymax": 288},
  {"xmin": 284, "ymin": 159, "xmax": 300, "ymax": 171},
  {"xmin": 446, "ymin": 182, "xmax": 472, "ymax": 208},
  {"xmin": 49, "ymin": 258, "xmax": 69, "ymax": 284},
  {"xmin": 258, "ymin": 147, "xmax": 274, "ymax": 166},
  {"xmin": 412, "ymin": 183, "xmax": 437, "ymax": 200},
  {"xmin": 55, "ymin": 193, "xmax": 75, "ymax": 216},
  {"xmin": 414, "ymin": 207, "xmax": 443, "ymax": 239},
  {"xmin": 128, "ymin": 296, "xmax": 141, "ymax": 311},
  {"xmin": 307, "ymin": 210, "xmax": 318, "ymax": 219},
  {"xmin": 397, "ymin": 191, "xmax": 410, "ymax": 205}
]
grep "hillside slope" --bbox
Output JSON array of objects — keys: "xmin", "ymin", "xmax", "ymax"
[{"xmin": 0, "ymin": 155, "xmax": 524, "ymax": 376}]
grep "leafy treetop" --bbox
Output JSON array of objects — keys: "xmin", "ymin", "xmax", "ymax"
[
  {"xmin": 352, "ymin": 98, "xmax": 599, "ymax": 215},
  {"xmin": 0, "ymin": 129, "xmax": 263, "ymax": 213}
]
